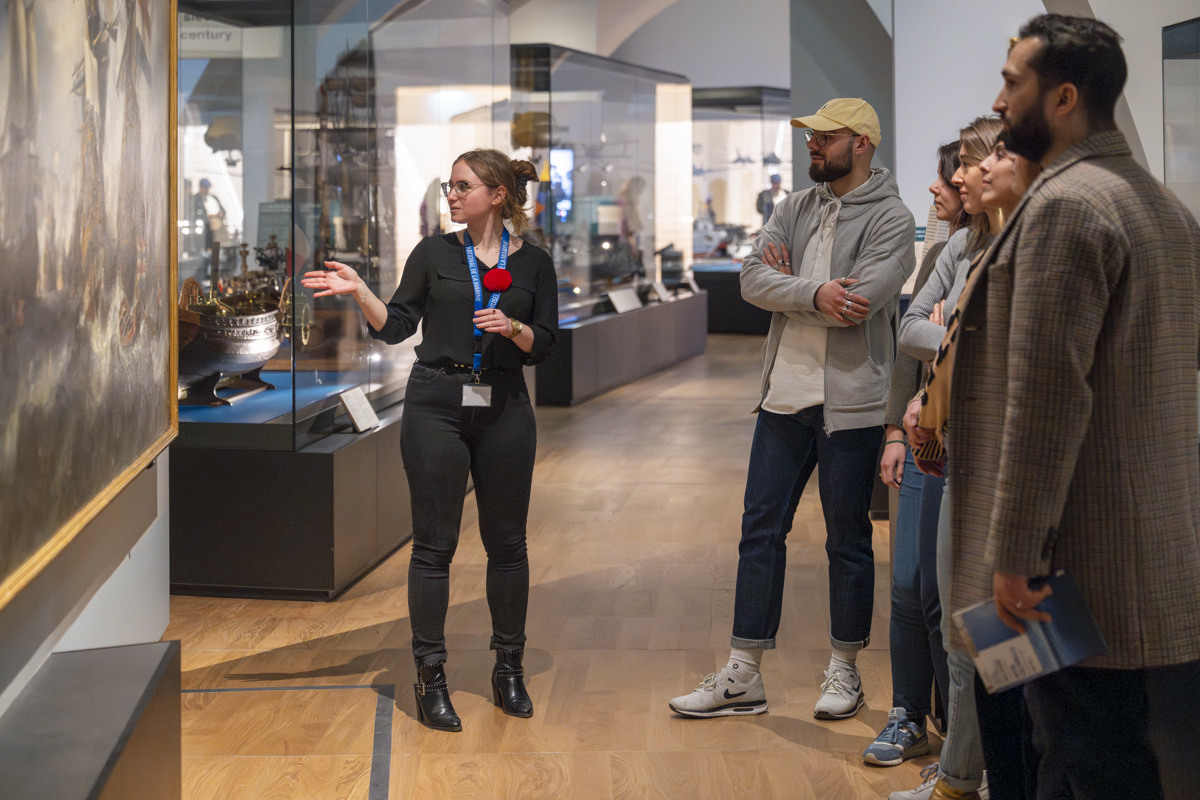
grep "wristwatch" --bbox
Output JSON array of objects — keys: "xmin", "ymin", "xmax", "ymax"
[{"xmin": 504, "ymin": 318, "xmax": 524, "ymax": 339}]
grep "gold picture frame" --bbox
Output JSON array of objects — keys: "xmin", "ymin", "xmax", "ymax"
[{"xmin": 0, "ymin": 0, "xmax": 179, "ymax": 613}]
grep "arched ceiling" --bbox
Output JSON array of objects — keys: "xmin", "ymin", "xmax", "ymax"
[{"xmin": 509, "ymin": 0, "xmax": 683, "ymax": 56}]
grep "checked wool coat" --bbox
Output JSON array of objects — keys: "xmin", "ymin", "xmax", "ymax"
[{"xmin": 944, "ymin": 131, "xmax": 1200, "ymax": 669}]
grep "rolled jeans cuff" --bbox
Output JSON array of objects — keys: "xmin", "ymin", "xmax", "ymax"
[
  {"xmin": 831, "ymin": 634, "xmax": 869, "ymax": 652},
  {"xmin": 731, "ymin": 635, "xmax": 776, "ymax": 650}
]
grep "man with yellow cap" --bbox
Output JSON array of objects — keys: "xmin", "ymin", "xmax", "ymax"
[{"xmin": 670, "ymin": 98, "xmax": 915, "ymax": 722}]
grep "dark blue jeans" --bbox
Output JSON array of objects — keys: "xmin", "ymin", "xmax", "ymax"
[
  {"xmin": 731, "ymin": 406, "xmax": 882, "ymax": 650},
  {"xmin": 401, "ymin": 364, "xmax": 536, "ymax": 666},
  {"xmin": 1025, "ymin": 659, "xmax": 1200, "ymax": 800},
  {"xmin": 890, "ymin": 449, "xmax": 949, "ymax": 722}
]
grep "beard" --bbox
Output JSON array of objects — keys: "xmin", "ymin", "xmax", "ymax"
[
  {"xmin": 1002, "ymin": 100, "xmax": 1053, "ymax": 163},
  {"xmin": 808, "ymin": 146, "xmax": 853, "ymax": 184}
]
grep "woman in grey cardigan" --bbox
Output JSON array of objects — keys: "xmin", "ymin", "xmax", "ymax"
[
  {"xmin": 890, "ymin": 115, "xmax": 1003, "ymax": 800},
  {"xmin": 863, "ymin": 142, "xmax": 970, "ymax": 769}
]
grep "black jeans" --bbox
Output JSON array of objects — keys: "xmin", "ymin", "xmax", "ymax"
[
  {"xmin": 1024, "ymin": 659, "xmax": 1200, "ymax": 800},
  {"xmin": 731, "ymin": 406, "xmax": 882, "ymax": 650},
  {"xmin": 974, "ymin": 674, "xmax": 1037, "ymax": 800},
  {"xmin": 400, "ymin": 363, "xmax": 536, "ymax": 666}
]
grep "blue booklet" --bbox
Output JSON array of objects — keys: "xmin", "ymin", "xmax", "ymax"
[{"xmin": 954, "ymin": 570, "xmax": 1108, "ymax": 694}]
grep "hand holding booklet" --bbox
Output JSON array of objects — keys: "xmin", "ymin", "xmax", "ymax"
[{"xmin": 954, "ymin": 570, "xmax": 1107, "ymax": 694}]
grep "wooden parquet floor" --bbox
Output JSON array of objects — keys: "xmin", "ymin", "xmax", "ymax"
[{"xmin": 170, "ymin": 335, "xmax": 939, "ymax": 799}]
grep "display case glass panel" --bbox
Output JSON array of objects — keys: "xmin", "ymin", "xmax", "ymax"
[
  {"xmin": 1165, "ymin": 17, "xmax": 1200, "ymax": 221},
  {"xmin": 691, "ymin": 87, "xmax": 792, "ymax": 264},
  {"xmin": 511, "ymin": 45, "xmax": 691, "ymax": 319},
  {"xmin": 176, "ymin": 0, "xmax": 509, "ymax": 450}
]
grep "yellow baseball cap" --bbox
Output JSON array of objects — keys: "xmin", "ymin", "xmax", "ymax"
[{"xmin": 791, "ymin": 98, "xmax": 881, "ymax": 147}]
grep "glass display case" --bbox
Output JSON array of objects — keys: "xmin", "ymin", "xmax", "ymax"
[
  {"xmin": 691, "ymin": 86, "xmax": 792, "ymax": 263},
  {"xmin": 1165, "ymin": 17, "xmax": 1200, "ymax": 221},
  {"xmin": 510, "ymin": 44, "xmax": 693, "ymax": 319},
  {"xmin": 175, "ymin": 0, "xmax": 509, "ymax": 450}
]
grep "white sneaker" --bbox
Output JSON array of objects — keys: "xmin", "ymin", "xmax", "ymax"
[
  {"xmin": 888, "ymin": 763, "xmax": 940, "ymax": 800},
  {"xmin": 668, "ymin": 664, "xmax": 767, "ymax": 718},
  {"xmin": 812, "ymin": 664, "xmax": 864, "ymax": 719}
]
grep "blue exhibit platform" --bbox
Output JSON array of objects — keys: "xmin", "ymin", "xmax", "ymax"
[
  {"xmin": 692, "ymin": 259, "xmax": 742, "ymax": 273},
  {"xmin": 178, "ymin": 370, "xmax": 358, "ymax": 425}
]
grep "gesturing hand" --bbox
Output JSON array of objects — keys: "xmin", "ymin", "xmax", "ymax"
[
  {"xmin": 301, "ymin": 261, "xmax": 361, "ymax": 298},
  {"xmin": 815, "ymin": 277, "xmax": 869, "ymax": 325}
]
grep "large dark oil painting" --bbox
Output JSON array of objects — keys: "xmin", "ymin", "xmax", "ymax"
[{"xmin": 0, "ymin": 0, "xmax": 174, "ymax": 605}]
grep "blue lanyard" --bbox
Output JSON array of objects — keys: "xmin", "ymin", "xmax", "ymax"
[{"xmin": 464, "ymin": 228, "xmax": 510, "ymax": 375}]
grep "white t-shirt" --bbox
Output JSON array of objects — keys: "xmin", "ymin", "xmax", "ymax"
[{"xmin": 761, "ymin": 198, "xmax": 841, "ymax": 415}]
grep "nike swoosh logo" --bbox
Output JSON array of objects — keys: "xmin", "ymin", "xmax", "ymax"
[{"xmin": 724, "ymin": 689, "xmax": 747, "ymax": 699}]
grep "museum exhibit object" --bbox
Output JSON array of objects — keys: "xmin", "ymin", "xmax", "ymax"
[
  {"xmin": 690, "ymin": 87, "xmax": 791, "ymax": 334},
  {"xmin": 0, "ymin": 0, "xmax": 175, "ymax": 632},
  {"xmin": 511, "ymin": 44, "xmax": 706, "ymax": 404},
  {"xmin": 171, "ymin": 0, "xmax": 510, "ymax": 598}
]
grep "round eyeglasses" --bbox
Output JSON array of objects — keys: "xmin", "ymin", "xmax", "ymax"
[
  {"xmin": 440, "ymin": 181, "xmax": 487, "ymax": 198},
  {"xmin": 803, "ymin": 130, "xmax": 859, "ymax": 147}
]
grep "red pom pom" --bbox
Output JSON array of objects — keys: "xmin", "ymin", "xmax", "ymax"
[{"xmin": 482, "ymin": 269, "xmax": 512, "ymax": 292}]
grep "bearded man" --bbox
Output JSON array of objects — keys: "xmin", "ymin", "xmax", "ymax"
[{"xmin": 669, "ymin": 98, "xmax": 915, "ymax": 722}]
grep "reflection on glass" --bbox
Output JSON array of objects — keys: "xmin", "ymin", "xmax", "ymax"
[
  {"xmin": 1165, "ymin": 17, "xmax": 1200, "ymax": 221},
  {"xmin": 691, "ymin": 87, "xmax": 793, "ymax": 263},
  {"xmin": 512, "ymin": 44, "xmax": 692, "ymax": 316},
  {"xmin": 175, "ymin": 0, "xmax": 509, "ymax": 449}
]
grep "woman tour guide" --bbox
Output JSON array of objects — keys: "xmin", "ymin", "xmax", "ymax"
[{"xmin": 302, "ymin": 149, "xmax": 557, "ymax": 732}]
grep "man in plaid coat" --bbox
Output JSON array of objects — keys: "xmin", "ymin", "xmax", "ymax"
[{"xmin": 953, "ymin": 15, "xmax": 1200, "ymax": 799}]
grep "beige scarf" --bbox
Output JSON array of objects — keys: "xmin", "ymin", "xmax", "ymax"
[{"xmin": 912, "ymin": 250, "xmax": 988, "ymax": 465}]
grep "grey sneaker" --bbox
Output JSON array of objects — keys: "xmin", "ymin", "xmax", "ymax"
[
  {"xmin": 888, "ymin": 763, "xmax": 940, "ymax": 800},
  {"xmin": 863, "ymin": 707, "xmax": 931, "ymax": 766},
  {"xmin": 668, "ymin": 664, "xmax": 767, "ymax": 718},
  {"xmin": 812, "ymin": 664, "xmax": 864, "ymax": 719}
]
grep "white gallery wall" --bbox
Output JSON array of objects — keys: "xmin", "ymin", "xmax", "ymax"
[
  {"xmin": 1086, "ymin": 0, "xmax": 1200, "ymax": 183},
  {"xmin": 894, "ymin": 0, "xmax": 1200, "ymax": 224},
  {"xmin": 611, "ymin": 0, "xmax": 791, "ymax": 88},
  {"xmin": 893, "ymin": 0, "xmax": 1045, "ymax": 224}
]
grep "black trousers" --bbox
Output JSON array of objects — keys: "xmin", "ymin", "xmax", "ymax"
[
  {"xmin": 1024, "ymin": 658, "xmax": 1200, "ymax": 800},
  {"xmin": 974, "ymin": 674, "xmax": 1038, "ymax": 800},
  {"xmin": 400, "ymin": 363, "xmax": 537, "ymax": 666}
]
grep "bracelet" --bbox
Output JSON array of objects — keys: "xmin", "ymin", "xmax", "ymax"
[
  {"xmin": 356, "ymin": 286, "xmax": 368, "ymax": 303},
  {"xmin": 884, "ymin": 439, "xmax": 907, "ymax": 446}
]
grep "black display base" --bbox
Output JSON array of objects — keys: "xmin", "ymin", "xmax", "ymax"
[
  {"xmin": 170, "ymin": 404, "xmax": 411, "ymax": 600},
  {"xmin": 0, "ymin": 641, "xmax": 181, "ymax": 800},
  {"xmin": 536, "ymin": 291, "xmax": 708, "ymax": 406},
  {"xmin": 693, "ymin": 268, "xmax": 772, "ymax": 335}
]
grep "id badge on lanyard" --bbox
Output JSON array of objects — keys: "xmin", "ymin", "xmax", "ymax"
[{"xmin": 463, "ymin": 229, "xmax": 510, "ymax": 407}]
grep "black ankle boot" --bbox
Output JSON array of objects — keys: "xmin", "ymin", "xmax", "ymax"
[
  {"xmin": 491, "ymin": 649, "xmax": 533, "ymax": 718},
  {"xmin": 414, "ymin": 661, "xmax": 461, "ymax": 731}
]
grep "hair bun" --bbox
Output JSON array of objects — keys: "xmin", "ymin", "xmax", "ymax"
[{"xmin": 512, "ymin": 159, "xmax": 538, "ymax": 181}]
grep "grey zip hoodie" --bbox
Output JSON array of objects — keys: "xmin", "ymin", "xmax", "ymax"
[{"xmin": 740, "ymin": 168, "xmax": 916, "ymax": 432}]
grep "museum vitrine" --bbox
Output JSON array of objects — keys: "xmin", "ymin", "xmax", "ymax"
[
  {"xmin": 176, "ymin": 0, "xmax": 509, "ymax": 451},
  {"xmin": 510, "ymin": 44, "xmax": 692, "ymax": 319},
  {"xmin": 171, "ymin": 0, "xmax": 510, "ymax": 598},
  {"xmin": 691, "ymin": 86, "xmax": 792, "ymax": 262}
]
